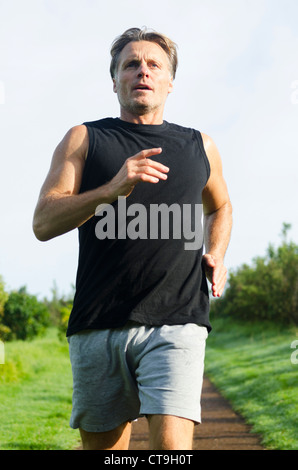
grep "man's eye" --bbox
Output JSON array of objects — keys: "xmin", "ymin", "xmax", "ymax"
[{"xmin": 127, "ymin": 62, "xmax": 138, "ymax": 68}]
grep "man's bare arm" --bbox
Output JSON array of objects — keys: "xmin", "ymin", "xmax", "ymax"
[
  {"xmin": 202, "ymin": 133, "xmax": 233, "ymax": 297},
  {"xmin": 33, "ymin": 126, "xmax": 169, "ymax": 241},
  {"xmin": 33, "ymin": 125, "xmax": 97, "ymax": 241}
]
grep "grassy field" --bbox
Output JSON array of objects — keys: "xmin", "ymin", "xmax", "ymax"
[
  {"xmin": 0, "ymin": 322, "xmax": 297, "ymax": 450},
  {"xmin": 0, "ymin": 329, "xmax": 80, "ymax": 450},
  {"xmin": 205, "ymin": 317, "xmax": 298, "ymax": 450}
]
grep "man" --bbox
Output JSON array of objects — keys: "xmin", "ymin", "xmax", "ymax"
[{"xmin": 33, "ymin": 27, "xmax": 232, "ymax": 450}]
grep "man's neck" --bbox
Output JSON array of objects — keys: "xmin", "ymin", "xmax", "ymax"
[{"xmin": 119, "ymin": 108, "xmax": 164, "ymax": 125}]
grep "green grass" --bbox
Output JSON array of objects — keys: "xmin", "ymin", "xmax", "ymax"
[
  {"xmin": 1, "ymin": 322, "xmax": 297, "ymax": 450},
  {"xmin": 205, "ymin": 317, "xmax": 298, "ymax": 450},
  {"xmin": 0, "ymin": 328, "xmax": 80, "ymax": 450}
]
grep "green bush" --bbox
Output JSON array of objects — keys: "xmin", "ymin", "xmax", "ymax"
[
  {"xmin": 0, "ymin": 276, "xmax": 10, "ymax": 341},
  {"xmin": 57, "ymin": 303, "xmax": 72, "ymax": 340},
  {"xmin": 3, "ymin": 287, "xmax": 50, "ymax": 341},
  {"xmin": 211, "ymin": 224, "xmax": 298, "ymax": 325}
]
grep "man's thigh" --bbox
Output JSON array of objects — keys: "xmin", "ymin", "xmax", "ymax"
[
  {"xmin": 68, "ymin": 328, "xmax": 140, "ymax": 433},
  {"xmin": 136, "ymin": 323, "xmax": 208, "ymax": 424}
]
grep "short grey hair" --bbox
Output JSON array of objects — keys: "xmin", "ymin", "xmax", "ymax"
[{"xmin": 110, "ymin": 27, "xmax": 178, "ymax": 79}]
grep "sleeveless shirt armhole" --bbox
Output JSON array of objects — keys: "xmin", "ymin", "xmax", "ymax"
[
  {"xmin": 78, "ymin": 124, "xmax": 96, "ymax": 194},
  {"xmin": 194, "ymin": 130, "xmax": 211, "ymax": 184},
  {"xmin": 82, "ymin": 123, "xmax": 95, "ymax": 164}
]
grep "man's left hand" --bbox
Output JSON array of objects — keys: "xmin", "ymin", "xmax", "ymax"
[{"xmin": 202, "ymin": 254, "xmax": 227, "ymax": 298}]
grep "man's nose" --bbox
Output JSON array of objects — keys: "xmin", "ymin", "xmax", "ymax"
[{"xmin": 137, "ymin": 63, "xmax": 149, "ymax": 78}]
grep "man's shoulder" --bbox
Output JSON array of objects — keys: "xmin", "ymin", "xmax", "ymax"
[{"xmin": 83, "ymin": 117, "xmax": 116, "ymax": 129}]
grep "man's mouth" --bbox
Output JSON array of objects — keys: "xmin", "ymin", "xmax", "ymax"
[{"xmin": 134, "ymin": 84, "xmax": 152, "ymax": 91}]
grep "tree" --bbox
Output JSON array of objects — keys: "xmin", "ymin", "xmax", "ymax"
[
  {"xmin": 0, "ymin": 276, "xmax": 10, "ymax": 341},
  {"xmin": 44, "ymin": 281, "xmax": 74, "ymax": 327},
  {"xmin": 210, "ymin": 224, "xmax": 298, "ymax": 325},
  {"xmin": 3, "ymin": 287, "xmax": 50, "ymax": 341}
]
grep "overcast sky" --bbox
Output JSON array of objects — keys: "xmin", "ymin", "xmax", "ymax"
[{"xmin": 0, "ymin": 0, "xmax": 297, "ymax": 300}]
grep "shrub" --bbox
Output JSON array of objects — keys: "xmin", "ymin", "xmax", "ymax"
[
  {"xmin": 57, "ymin": 303, "xmax": 72, "ymax": 341},
  {"xmin": 211, "ymin": 224, "xmax": 298, "ymax": 325},
  {"xmin": 0, "ymin": 276, "xmax": 9, "ymax": 341},
  {"xmin": 3, "ymin": 287, "xmax": 50, "ymax": 341}
]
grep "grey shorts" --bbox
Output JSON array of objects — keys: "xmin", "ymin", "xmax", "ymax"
[{"xmin": 68, "ymin": 321, "xmax": 208, "ymax": 433}]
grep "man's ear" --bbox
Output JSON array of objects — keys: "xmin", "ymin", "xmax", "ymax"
[
  {"xmin": 168, "ymin": 76, "xmax": 174, "ymax": 94},
  {"xmin": 113, "ymin": 77, "xmax": 117, "ymax": 94}
]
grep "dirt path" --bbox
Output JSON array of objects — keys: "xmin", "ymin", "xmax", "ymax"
[{"xmin": 129, "ymin": 376, "xmax": 265, "ymax": 450}]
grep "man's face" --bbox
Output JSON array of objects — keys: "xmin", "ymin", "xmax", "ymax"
[{"xmin": 113, "ymin": 40, "xmax": 174, "ymax": 119}]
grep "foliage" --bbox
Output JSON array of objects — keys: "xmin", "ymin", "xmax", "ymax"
[
  {"xmin": 3, "ymin": 287, "xmax": 50, "ymax": 341},
  {"xmin": 205, "ymin": 318, "xmax": 298, "ymax": 450},
  {"xmin": 211, "ymin": 224, "xmax": 298, "ymax": 325},
  {"xmin": 57, "ymin": 302, "xmax": 73, "ymax": 340},
  {"xmin": 0, "ymin": 329, "xmax": 79, "ymax": 450},
  {"xmin": 0, "ymin": 278, "xmax": 74, "ymax": 342},
  {"xmin": 0, "ymin": 276, "xmax": 8, "ymax": 315},
  {"xmin": 0, "ymin": 276, "xmax": 10, "ymax": 341},
  {"xmin": 43, "ymin": 282, "xmax": 74, "ymax": 340}
]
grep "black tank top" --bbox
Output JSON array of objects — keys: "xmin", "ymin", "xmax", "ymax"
[{"xmin": 66, "ymin": 118, "xmax": 211, "ymax": 336}]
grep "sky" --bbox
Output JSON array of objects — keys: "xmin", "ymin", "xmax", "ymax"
[{"xmin": 0, "ymin": 0, "xmax": 298, "ymax": 300}]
